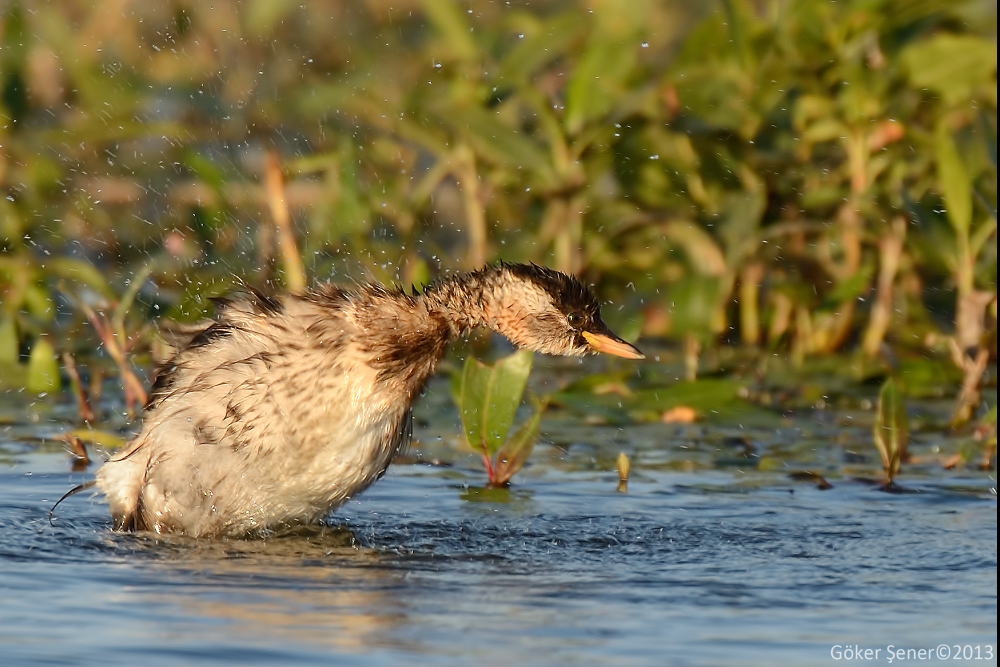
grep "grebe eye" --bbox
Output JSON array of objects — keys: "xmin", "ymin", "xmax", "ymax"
[{"xmin": 566, "ymin": 313, "xmax": 580, "ymax": 325}]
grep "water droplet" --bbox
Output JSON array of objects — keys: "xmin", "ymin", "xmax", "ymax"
[{"xmin": 641, "ymin": 42, "xmax": 649, "ymax": 48}]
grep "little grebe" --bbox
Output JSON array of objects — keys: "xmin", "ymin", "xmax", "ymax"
[{"xmin": 93, "ymin": 263, "xmax": 642, "ymax": 537}]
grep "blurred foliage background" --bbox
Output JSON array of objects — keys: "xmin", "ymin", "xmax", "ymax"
[{"xmin": 0, "ymin": 0, "xmax": 996, "ymax": 422}]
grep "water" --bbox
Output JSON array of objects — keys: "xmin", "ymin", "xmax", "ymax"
[{"xmin": 1, "ymin": 378, "xmax": 996, "ymax": 666}]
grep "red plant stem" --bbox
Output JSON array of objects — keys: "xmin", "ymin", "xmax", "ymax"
[{"xmin": 480, "ymin": 449, "xmax": 496, "ymax": 485}]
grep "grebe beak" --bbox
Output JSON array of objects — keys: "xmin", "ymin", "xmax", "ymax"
[{"xmin": 582, "ymin": 330, "xmax": 645, "ymax": 360}]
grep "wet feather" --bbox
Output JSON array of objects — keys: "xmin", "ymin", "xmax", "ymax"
[{"xmin": 94, "ymin": 263, "xmax": 641, "ymax": 537}]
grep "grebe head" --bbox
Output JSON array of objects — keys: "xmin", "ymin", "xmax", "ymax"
[{"xmin": 492, "ymin": 263, "xmax": 644, "ymax": 360}]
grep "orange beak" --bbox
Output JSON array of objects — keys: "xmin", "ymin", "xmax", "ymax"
[{"xmin": 582, "ymin": 330, "xmax": 645, "ymax": 360}]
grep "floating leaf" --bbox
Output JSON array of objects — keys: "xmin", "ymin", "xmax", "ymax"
[
  {"xmin": 459, "ymin": 486, "xmax": 515, "ymax": 503},
  {"xmin": 550, "ymin": 389, "xmax": 632, "ymax": 424},
  {"xmin": 873, "ymin": 378, "xmax": 908, "ymax": 483},
  {"xmin": 67, "ymin": 428, "xmax": 127, "ymax": 451},
  {"xmin": 26, "ymin": 338, "xmax": 60, "ymax": 394},
  {"xmin": 634, "ymin": 378, "xmax": 743, "ymax": 413}
]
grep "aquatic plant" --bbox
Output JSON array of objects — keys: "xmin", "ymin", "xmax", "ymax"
[
  {"xmin": 25, "ymin": 335, "xmax": 59, "ymax": 394},
  {"xmin": 0, "ymin": 0, "xmax": 994, "ymax": 430},
  {"xmin": 457, "ymin": 350, "xmax": 543, "ymax": 487},
  {"xmin": 873, "ymin": 377, "xmax": 909, "ymax": 487}
]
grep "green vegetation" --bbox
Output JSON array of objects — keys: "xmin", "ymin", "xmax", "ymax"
[
  {"xmin": 457, "ymin": 350, "xmax": 543, "ymax": 486},
  {"xmin": 0, "ymin": 1, "xmax": 995, "ymax": 476},
  {"xmin": 873, "ymin": 377, "xmax": 908, "ymax": 487}
]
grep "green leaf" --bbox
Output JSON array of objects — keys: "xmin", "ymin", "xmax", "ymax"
[
  {"xmin": 664, "ymin": 222, "xmax": 727, "ymax": 276},
  {"xmin": 421, "ymin": 0, "xmax": 478, "ymax": 62},
  {"xmin": 245, "ymin": 0, "xmax": 296, "ymax": 36},
  {"xmin": 820, "ymin": 262, "xmax": 875, "ymax": 310},
  {"xmin": 459, "ymin": 356, "xmax": 490, "ymax": 451},
  {"xmin": 491, "ymin": 406, "xmax": 542, "ymax": 486},
  {"xmin": 459, "ymin": 350, "xmax": 533, "ymax": 456},
  {"xmin": 113, "ymin": 260, "xmax": 158, "ymax": 329},
  {"xmin": 0, "ymin": 317, "xmax": 17, "ymax": 365},
  {"xmin": 672, "ymin": 65, "xmax": 751, "ymax": 134},
  {"xmin": 873, "ymin": 378, "xmax": 908, "ymax": 483},
  {"xmin": 562, "ymin": 0, "xmax": 647, "ymax": 134},
  {"xmin": 898, "ymin": 357, "xmax": 963, "ymax": 398},
  {"xmin": 935, "ymin": 124, "xmax": 973, "ymax": 236},
  {"xmin": 902, "ymin": 34, "xmax": 997, "ymax": 106},
  {"xmin": 801, "ymin": 118, "xmax": 848, "ymax": 144},
  {"xmin": 26, "ymin": 338, "xmax": 60, "ymax": 394},
  {"xmin": 182, "ymin": 149, "xmax": 228, "ymax": 195},
  {"xmin": 445, "ymin": 104, "xmax": 550, "ymax": 174},
  {"xmin": 665, "ymin": 275, "xmax": 724, "ymax": 337},
  {"xmin": 22, "ymin": 284, "xmax": 54, "ymax": 322},
  {"xmin": 970, "ymin": 218, "xmax": 998, "ymax": 263},
  {"xmin": 719, "ymin": 188, "xmax": 766, "ymax": 265},
  {"xmin": 497, "ymin": 12, "xmax": 581, "ymax": 84},
  {"xmin": 720, "ymin": 0, "xmax": 751, "ymax": 67},
  {"xmin": 47, "ymin": 257, "xmax": 116, "ymax": 301},
  {"xmin": 564, "ymin": 37, "xmax": 636, "ymax": 135}
]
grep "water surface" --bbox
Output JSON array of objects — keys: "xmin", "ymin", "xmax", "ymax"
[{"xmin": 1, "ymin": 375, "xmax": 996, "ymax": 666}]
